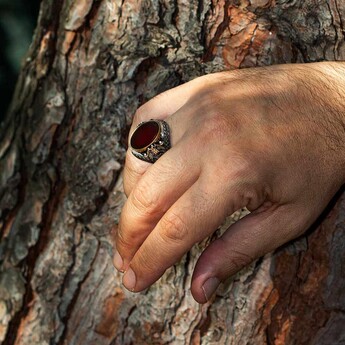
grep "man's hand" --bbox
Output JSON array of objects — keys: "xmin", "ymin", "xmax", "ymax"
[{"xmin": 113, "ymin": 62, "xmax": 345, "ymax": 303}]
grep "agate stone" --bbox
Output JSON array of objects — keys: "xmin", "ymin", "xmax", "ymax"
[{"xmin": 131, "ymin": 120, "xmax": 159, "ymax": 150}]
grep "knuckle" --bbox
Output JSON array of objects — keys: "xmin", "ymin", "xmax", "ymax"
[
  {"xmin": 160, "ymin": 212, "xmax": 188, "ymax": 243},
  {"xmin": 131, "ymin": 182, "xmax": 160, "ymax": 217},
  {"xmin": 228, "ymin": 249, "xmax": 254, "ymax": 271}
]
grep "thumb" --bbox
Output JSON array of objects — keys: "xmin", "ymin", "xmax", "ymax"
[{"xmin": 191, "ymin": 204, "xmax": 307, "ymax": 304}]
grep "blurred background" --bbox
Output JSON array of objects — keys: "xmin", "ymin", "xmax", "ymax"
[{"xmin": 0, "ymin": 0, "xmax": 41, "ymax": 123}]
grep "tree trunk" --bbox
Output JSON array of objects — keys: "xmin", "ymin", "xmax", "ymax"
[{"xmin": 1, "ymin": 0, "xmax": 345, "ymax": 344}]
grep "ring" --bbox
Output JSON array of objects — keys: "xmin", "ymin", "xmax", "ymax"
[{"xmin": 130, "ymin": 119, "xmax": 171, "ymax": 163}]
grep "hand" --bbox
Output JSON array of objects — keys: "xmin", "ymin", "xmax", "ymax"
[{"xmin": 114, "ymin": 62, "xmax": 345, "ymax": 303}]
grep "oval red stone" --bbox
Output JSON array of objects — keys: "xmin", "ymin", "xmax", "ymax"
[{"xmin": 131, "ymin": 120, "xmax": 159, "ymax": 150}]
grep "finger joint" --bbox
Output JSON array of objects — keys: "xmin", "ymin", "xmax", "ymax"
[
  {"xmin": 131, "ymin": 183, "xmax": 160, "ymax": 217},
  {"xmin": 160, "ymin": 212, "xmax": 189, "ymax": 243}
]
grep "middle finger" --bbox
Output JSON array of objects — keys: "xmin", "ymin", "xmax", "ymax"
[{"xmin": 115, "ymin": 138, "xmax": 201, "ymax": 271}]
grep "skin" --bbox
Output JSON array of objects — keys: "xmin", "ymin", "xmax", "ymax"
[{"xmin": 113, "ymin": 62, "xmax": 345, "ymax": 304}]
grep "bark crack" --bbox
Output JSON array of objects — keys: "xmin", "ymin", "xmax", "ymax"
[
  {"xmin": 202, "ymin": 0, "xmax": 231, "ymax": 62},
  {"xmin": 333, "ymin": 0, "xmax": 344, "ymax": 60},
  {"xmin": 3, "ymin": 177, "xmax": 65, "ymax": 345},
  {"xmin": 118, "ymin": 305, "xmax": 137, "ymax": 345},
  {"xmin": 56, "ymin": 237, "xmax": 100, "ymax": 345},
  {"xmin": 0, "ymin": 163, "xmax": 27, "ymax": 241}
]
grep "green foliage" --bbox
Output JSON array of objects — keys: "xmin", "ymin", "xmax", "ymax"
[{"xmin": 0, "ymin": 0, "xmax": 41, "ymax": 122}]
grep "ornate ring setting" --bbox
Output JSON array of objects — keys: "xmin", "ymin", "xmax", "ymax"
[{"xmin": 130, "ymin": 119, "xmax": 171, "ymax": 163}]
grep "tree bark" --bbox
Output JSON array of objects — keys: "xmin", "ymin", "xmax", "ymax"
[{"xmin": 1, "ymin": 0, "xmax": 345, "ymax": 344}]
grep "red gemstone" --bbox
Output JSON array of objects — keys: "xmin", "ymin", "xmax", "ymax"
[{"xmin": 131, "ymin": 121, "xmax": 159, "ymax": 150}]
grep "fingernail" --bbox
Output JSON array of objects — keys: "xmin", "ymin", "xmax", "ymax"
[
  {"xmin": 202, "ymin": 277, "xmax": 220, "ymax": 302},
  {"xmin": 123, "ymin": 267, "xmax": 136, "ymax": 291},
  {"xmin": 114, "ymin": 251, "xmax": 124, "ymax": 272}
]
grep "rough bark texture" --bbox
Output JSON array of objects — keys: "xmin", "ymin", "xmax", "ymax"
[{"xmin": 1, "ymin": 0, "xmax": 345, "ymax": 344}]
